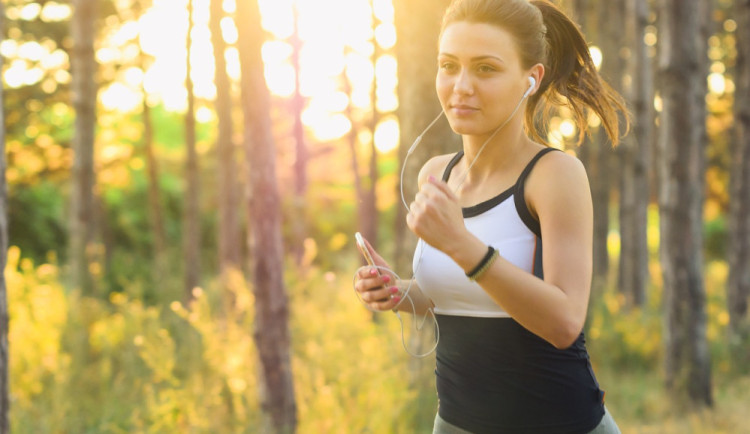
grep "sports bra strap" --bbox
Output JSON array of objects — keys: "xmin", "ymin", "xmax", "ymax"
[
  {"xmin": 441, "ymin": 151, "xmax": 464, "ymax": 182},
  {"xmin": 514, "ymin": 147, "xmax": 560, "ymax": 237}
]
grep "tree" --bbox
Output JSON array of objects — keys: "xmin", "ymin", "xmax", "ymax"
[
  {"xmin": 619, "ymin": 0, "xmax": 652, "ymax": 306},
  {"xmin": 728, "ymin": 0, "xmax": 750, "ymax": 351},
  {"xmin": 183, "ymin": 0, "xmax": 201, "ymax": 300},
  {"xmin": 209, "ymin": 0, "xmax": 241, "ymax": 276},
  {"xmin": 70, "ymin": 0, "xmax": 99, "ymax": 295},
  {"xmin": 0, "ymin": 4, "xmax": 10, "ymax": 430},
  {"xmin": 289, "ymin": 5, "xmax": 308, "ymax": 263},
  {"xmin": 591, "ymin": 0, "xmax": 624, "ymax": 286},
  {"xmin": 235, "ymin": 0, "xmax": 297, "ymax": 431},
  {"xmin": 393, "ymin": 0, "xmax": 460, "ymax": 271},
  {"xmin": 657, "ymin": 0, "xmax": 712, "ymax": 408}
]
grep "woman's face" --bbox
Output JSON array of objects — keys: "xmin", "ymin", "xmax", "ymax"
[{"xmin": 436, "ymin": 21, "xmax": 531, "ymax": 136}]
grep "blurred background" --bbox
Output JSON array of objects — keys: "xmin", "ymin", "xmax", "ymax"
[{"xmin": 1, "ymin": 0, "xmax": 749, "ymax": 432}]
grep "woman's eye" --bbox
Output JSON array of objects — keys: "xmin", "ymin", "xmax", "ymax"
[
  {"xmin": 477, "ymin": 64, "xmax": 496, "ymax": 73},
  {"xmin": 440, "ymin": 62, "xmax": 458, "ymax": 73}
]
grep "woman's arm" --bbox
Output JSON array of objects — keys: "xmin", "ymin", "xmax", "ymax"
[{"xmin": 407, "ymin": 152, "xmax": 593, "ymax": 349}]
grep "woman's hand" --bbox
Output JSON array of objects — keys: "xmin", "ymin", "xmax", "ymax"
[
  {"xmin": 406, "ymin": 175, "xmax": 468, "ymax": 255},
  {"xmin": 353, "ymin": 236, "xmax": 402, "ymax": 311}
]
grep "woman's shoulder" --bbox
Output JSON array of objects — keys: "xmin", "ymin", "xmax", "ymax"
[
  {"xmin": 417, "ymin": 153, "xmax": 460, "ymax": 187},
  {"xmin": 525, "ymin": 147, "xmax": 590, "ymax": 216},
  {"xmin": 530, "ymin": 147, "xmax": 587, "ymax": 182}
]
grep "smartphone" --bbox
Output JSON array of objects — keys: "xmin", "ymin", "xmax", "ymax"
[{"xmin": 354, "ymin": 232, "xmax": 378, "ymax": 271}]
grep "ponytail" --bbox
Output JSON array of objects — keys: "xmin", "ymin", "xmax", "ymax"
[{"xmin": 529, "ymin": 0, "xmax": 629, "ymax": 146}]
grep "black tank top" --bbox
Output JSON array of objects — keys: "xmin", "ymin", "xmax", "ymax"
[{"xmin": 432, "ymin": 148, "xmax": 606, "ymax": 433}]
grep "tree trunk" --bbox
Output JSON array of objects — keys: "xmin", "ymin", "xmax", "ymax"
[
  {"xmin": 728, "ymin": 0, "xmax": 750, "ymax": 352},
  {"xmin": 363, "ymin": 0, "xmax": 381, "ymax": 250},
  {"xmin": 210, "ymin": 0, "xmax": 241, "ymax": 276},
  {"xmin": 393, "ymin": 0, "xmax": 460, "ymax": 272},
  {"xmin": 235, "ymin": 0, "xmax": 297, "ymax": 432},
  {"xmin": 290, "ymin": 5, "xmax": 307, "ymax": 263},
  {"xmin": 657, "ymin": 0, "xmax": 712, "ymax": 408},
  {"xmin": 590, "ymin": 0, "xmax": 624, "ymax": 286},
  {"xmin": 0, "ymin": 4, "xmax": 10, "ymax": 430},
  {"xmin": 184, "ymin": 0, "xmax": 201, "ymax": 301},
  {"xmin": 619, "ymin": 0, "xmax": 652, "ymax": 307},
  {"xmin": 142, "ymin": 84, "xmax": 168, "ymax": 275},
  {"xmin": 70, "ymin": 0, "xmax": 98, "ymax": 295}
]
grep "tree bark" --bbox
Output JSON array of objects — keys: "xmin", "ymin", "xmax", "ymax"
[
  {"xmin": 619, "ymin": 0, "xmax": 652, "ymax": 307},
  {"xmin": 70, "ymin": 0, "xmax": 98, "ymax": 295},
  {"xmin": 142, "ymin": 85, "xmax": 167, "ymax": 275},
  {"xmin": 184, "ymin": 0, "xmax": 201, "ymax": 301},
  {"xmin": 728, "ymin": 0, "xmax": 750, "ymax": 344},
  {"xmin": 0, "ymin": 4, "xmax": 10, "ymax": 430},
  {"xmin": 590, "ymin": 0, "xmax": 624, "ymax": 285},
  {"xmin": 290, "ymin": 5, "xmax": 307, "ymax": 263},
  {"xmin": 235, "ymin": 0, "xmax": 297, "ymax": 432},
  {"xmin": 210, "ymin": 0, "xmax": 241, "ymax": 276},
  {"xmin": 364, "ymin": 0, "xmax": 381, "ymax": 250},
  {"xmin": 657, "ymin": 0, "xmax": 713, "ymax": 408},
  {"xmin": 393, "ymin": 0, "xmax": 460, "ymax": 272}
]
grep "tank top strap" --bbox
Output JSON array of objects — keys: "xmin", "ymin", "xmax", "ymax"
[
  {"xmin": 441, "ymin": 150, "xmax": 465, "ymax": 182},
  {"xmin": 513, "ymin": 147, "xmax": 560, "ymax": 237}
]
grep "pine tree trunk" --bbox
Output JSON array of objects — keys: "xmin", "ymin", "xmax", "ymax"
[
  {"xmin": 591, "ymin": 0, "xmax": 624, "ymax": 284},
  {"xmin": 70, "ymin": 0, "xmax": 98, "ymax": 295},
  {"xmin": 210, "ymin": 0, "xmax": 241, "ymax": 276},
  {"xmin": 728, "ymin": 0, "xmax": 750, "ymax": 351},
  {"xmin": 0, "ymin": 4, "xmax": 10, "ymax": 430},
  {"xmin": 364, "ymin": 0, "xmax": 381, "ymax": 250},
  {"xmin": 657, "ymin": 0, "xmax": 712, "ymax": 408},
  {"xmin": 184, "ymin": 0, "xmax": 201, "ymax": 300},
  {"xmin": 236, "ymin": 1, "xmax": 297, "ymax": 431},
  {"xmin": 393, "ymin": 0, "xmax": 460, "ymax": 272},
  {"xmin": 290, "ymin": 6, "xmax": 307, "ymax": 264},
  {"xmin": 142, "ymin": 88, "xmax": 167, "ymax": 275},
  {"xmin": 619, "ymin": 0, "xmax": 652, "ymax": 307}
]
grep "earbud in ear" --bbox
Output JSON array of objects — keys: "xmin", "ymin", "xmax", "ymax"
[{"xmin": 524, "ymin": 76, "xmax": 536, "ymax": 98}]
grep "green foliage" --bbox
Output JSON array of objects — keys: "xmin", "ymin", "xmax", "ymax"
[
  {"xmin": 704, "ymin": 216, "xmax": 728, "ymax": 262},
  {"xmin": 8, "ymin": 181, "xmax": 68, "ymax": 264}
]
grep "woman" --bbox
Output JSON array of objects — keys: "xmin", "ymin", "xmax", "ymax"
[{"xmin": 354, "ymin": 0, "xmax": 627, "ymax": 432}]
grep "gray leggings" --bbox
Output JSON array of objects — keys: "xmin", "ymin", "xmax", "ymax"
[{"xmin": 433, "ymin": 407, "xmax": 621, "ymax": 434}]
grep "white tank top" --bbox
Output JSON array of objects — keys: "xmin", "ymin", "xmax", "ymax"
[{"xmin": 414, "ymin": 148, "xmax": 556, "ymax": 318}]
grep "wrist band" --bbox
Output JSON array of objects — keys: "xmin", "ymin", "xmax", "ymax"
[{"xmin": 466, "ymin": 246, "xmax": 499, "ymax": 281}]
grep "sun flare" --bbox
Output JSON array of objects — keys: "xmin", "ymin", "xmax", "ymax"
[{"xmin": 97, "ymin": 0, "xmax": 399, "ymax": 152}]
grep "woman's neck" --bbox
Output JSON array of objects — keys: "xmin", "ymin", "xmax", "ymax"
[{"xmin": 458, "ymin": 122, "xmax": 530, "ymax": 184}]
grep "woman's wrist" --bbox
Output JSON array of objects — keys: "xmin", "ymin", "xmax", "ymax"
[{"xmin": 444, "ymin": 233, "xmax": 490, "ymax": 274}]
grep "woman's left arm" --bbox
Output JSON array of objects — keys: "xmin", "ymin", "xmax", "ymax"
[{"xmin": 407, "ymin": 152, "xmax": 593, "ymax": 349}]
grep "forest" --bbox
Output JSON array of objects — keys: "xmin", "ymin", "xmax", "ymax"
[{"xmin": 0, "ymin": 0, "xmax": 749, "ymax": 432}]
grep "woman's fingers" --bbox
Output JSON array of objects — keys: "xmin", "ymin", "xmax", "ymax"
[{"xmin": 354, "ymin": 266, "xmax": 401, "ymax": 310}]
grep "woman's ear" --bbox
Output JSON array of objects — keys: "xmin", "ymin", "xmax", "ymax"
[{"xmin": 528, "ymin": 63, "xmax": 545, "ymax": 96}]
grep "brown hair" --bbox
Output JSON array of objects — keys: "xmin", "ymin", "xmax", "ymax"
[{"xmin": 440, "ymin": 0, "xmax": 629, "ymax": 146}]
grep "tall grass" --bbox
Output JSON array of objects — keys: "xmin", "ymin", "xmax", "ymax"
[{"xmin": 6, "ymin": 239, "xmax": 749, "ymax": 433}]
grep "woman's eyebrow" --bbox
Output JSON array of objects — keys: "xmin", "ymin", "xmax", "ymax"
[{"xmin": 438, "ymin": 53, "xmax": 505, "ymax": 63}]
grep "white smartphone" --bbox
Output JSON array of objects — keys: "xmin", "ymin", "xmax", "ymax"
[{"xmin": 354, "ymin": 232, "xmax": 378, "ymax": 271}]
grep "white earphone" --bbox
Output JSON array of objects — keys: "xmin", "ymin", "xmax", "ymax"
[{"xmin": 523, "ymin": 76, "xmax": 536, "ymax": 99}]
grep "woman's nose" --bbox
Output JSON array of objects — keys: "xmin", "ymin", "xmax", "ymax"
[{"xmin": 453, "ymin": 69, "xmax": 474, "ymax": 95}]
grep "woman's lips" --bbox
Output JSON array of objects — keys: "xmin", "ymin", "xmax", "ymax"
[{"xmin": 450, "ymin": 104, "xmax": 479, "ymax": 116}]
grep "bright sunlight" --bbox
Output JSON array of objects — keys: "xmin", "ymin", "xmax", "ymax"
[{"xmin": 104, "ymin": 0, "xmax": 400, "ymax": 152}]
